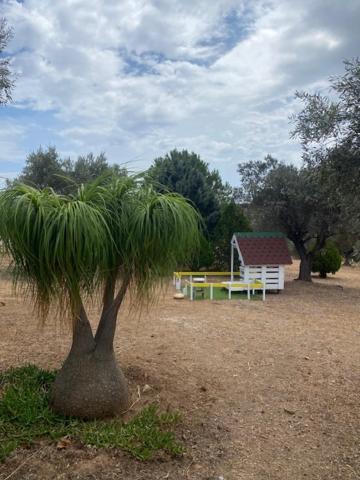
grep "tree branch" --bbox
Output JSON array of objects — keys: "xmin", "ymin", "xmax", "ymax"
[
  {"xmin": 113, "ymin": 275, "xmax": 130, "ymax": 310},
  {"xmin": 70, "ymin": 303, "xmax": 95, "ymax": 355},
  {"xmin": 94, "ymin": 275, "xmax": 130, "ymax": 353},
  {"xmin": 100, "ymin": 270, "xmax": 117, "ymax": 320}
]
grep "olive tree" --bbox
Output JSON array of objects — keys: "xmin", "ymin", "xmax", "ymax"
[
  {"xmin": 0, "ymin": 175, "xmax": 200, "ymax": 419},
  {"xmin": 237, "ymin": 60, "xmax": 360, "ymax": 281},
  {"xmin": 15, "ymin": 147, "xmax": 126, "ymax": 193},
  {"xmin": 0, "ymin": 18, "xmax": 14, "ymax": 105},
  {"xmin": 291, "ymin": 58, "xmax": 360, "ymax": 156},
  {"xmin": 291, "ymin": 59, "xmax": 360, "ymax": 246},
  {"xmin": 238, "ymin": 159, "xmax": 340, "ymax": 281}
]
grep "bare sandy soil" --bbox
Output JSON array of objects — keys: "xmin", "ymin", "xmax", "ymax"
[{"xmin": 0, "ymin": 262, "xmax": 359, "ymax": 480}]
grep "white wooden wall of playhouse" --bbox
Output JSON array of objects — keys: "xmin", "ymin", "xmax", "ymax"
[
  {"xmin": 239, "ymin": 265, "xmax": 285, "ymax": 290},
  {"xmin": 230, "ymin": 233, "xmax": 290, "ymax": 291}
]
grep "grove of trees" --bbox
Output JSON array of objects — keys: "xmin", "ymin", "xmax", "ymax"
[
  {"xmin": 238, "ymin": 59, "xmax": 360, "ymax": 281},
  {"xmin": 238, "ymin": 157, "xmax": 339, "ymax": 281},
  {"xmin": 14, "ymin": 147, "xmax": 127, "ymax": 193},
  {"xmin": 13, "ymin": 147, "xmax": 251, "ymax": 271}
]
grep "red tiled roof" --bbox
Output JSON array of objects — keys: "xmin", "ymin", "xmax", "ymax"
[{"xmin": 236, "ymin": 236, "xmax": 292, "ymax": 265}]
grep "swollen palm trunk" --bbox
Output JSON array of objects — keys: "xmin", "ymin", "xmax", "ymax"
[
  {"xmin": 50, "ymin": 351, "xmax": 129, "ymax": 419},
  {"xmin": 50, "ymin": 307, "xmax": 130, "ymax": 419}
]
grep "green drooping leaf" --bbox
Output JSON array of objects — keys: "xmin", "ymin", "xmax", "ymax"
[{"xmin": 0, "ymin": 175, "xmax": 201, "ymax": 322}]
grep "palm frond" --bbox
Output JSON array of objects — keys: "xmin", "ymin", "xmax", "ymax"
[
  {"xmin": 0, "ymin": 184, "xmax": 111, "ymax": 320},
  {"xmin": 0, "ymin": 176, "xmax": 201, "ymax": 321}
]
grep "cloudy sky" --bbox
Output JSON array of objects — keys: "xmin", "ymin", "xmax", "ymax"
[{"xmin": 1, "ymin": 0, "xmax": 359, "ymax": 185}]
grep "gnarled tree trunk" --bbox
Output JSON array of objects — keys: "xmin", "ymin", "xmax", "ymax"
[
  {"xmin": 294, "ymin": 240, "xmax": 313, "ymax": 282},
  {"xmin": 50, "ymin": 278, "xmax": 130, "ymax": 419},
  {"xmin": 294, "ymin": 233, "xmax": 328, "ymax": 282},
  {"xmin": 298, "ymin": 254, "xmax": 313, "ymax": 281}
]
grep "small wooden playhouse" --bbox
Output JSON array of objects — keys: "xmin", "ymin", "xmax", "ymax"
[{"xmin": 230, "ymin": 232, "xmax": 292, "ymax": 291}]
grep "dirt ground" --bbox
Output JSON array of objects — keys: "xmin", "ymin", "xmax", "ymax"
[{"xmin": 0, "ymin": 262, "xmax": 359, "ymax": 480}]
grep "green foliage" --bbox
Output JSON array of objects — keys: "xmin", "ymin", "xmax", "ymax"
[
  {"xmin": 16, "ymin": 147, "xmax": 68, "ymax": 192},
  {"xmin": 0, "ymin": 176, "xmax": 201, "ymax": 321},
  {"xmin": 312, "ymin": 241, "xmax": 342, "ymax": 278},
  {"xmin": 147, "ymin": 149, "xmax": 231, "ymax": 236},
  {"xmin": 190, "ymin": 236, "xmax": 215, "ymax": 270},
  {"xmin": 0, "ymin": 365, "xmax": 184, "ymax": 462},
  {"xmin": 0, "ymin": 18, "xmax": 14, "ymax": 105},
  {"xmin": 236, "ymin": 155, "xmax": 278, "ymax": 203},
  {"xmin": 16, "ymin": 147, "xmax": 127, "ymax": 193},
  {"xmin": 64, "ymin": 152, "xmax": 127, "ymax": 186},
  {"xmin": 333, "ymin": 218, "xmax": 359, "ymax": 265},
  {"xmin": 292, "ymin": 58, "xmax": 360, "ymax": 154},
  {"xmin": 237, "ymin": 157, "xmax": 341, "ymax": 280},
  {"xmin": 238, "ymin": 159, "xmax": 334, "ymax": 243},
  {"xmin": 212, "ymin": 201, "xmax": 251, "ymax": 269},
  {"xmin": 147, "ymin": 149, "xmax": 244, "ymax": 270},
  {"xmin": 291, "ymin": 59, "xmax": 360, "ymax": 243}
]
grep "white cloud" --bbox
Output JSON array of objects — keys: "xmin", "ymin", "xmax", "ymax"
[
  {"xmin": 1, "ymin": 0, "xmax": 359, "ymax": 184},
  {"xmin": 0, "ymin": 118, "xmax": 28, "ymax": 164}
]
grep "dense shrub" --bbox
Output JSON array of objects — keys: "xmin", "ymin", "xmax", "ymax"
[{"xmin": 312, "ymin": 241, "xmax": 342, "ymax": 278}]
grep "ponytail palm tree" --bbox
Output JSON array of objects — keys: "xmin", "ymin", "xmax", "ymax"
[{"xmin": 0, "ymin": 176, "xmax": 200, "ymax": 419}]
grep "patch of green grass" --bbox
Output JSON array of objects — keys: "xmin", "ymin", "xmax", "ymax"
[
  {"xmin": 79, "ymin": 407, "xmax": 183, "ymax": 460},
  {"xmin": 188, "ymin": 286, "xmax": 263, "ymax": 301},
  {"xmin": 0, "ymin": 365, "xmax": 184, "ymax": 462}
]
